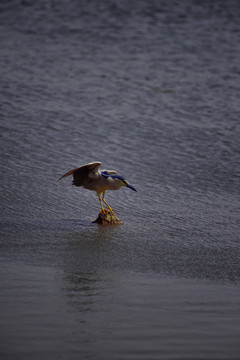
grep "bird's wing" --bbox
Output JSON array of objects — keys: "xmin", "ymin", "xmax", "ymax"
[{"xmin": 59, "ymin": 161, "xmax": 102, "ymax": 186}]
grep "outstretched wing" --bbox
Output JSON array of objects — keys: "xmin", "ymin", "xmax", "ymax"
[{"xmin": 59, "ymin": 161, "xmax": 101, "ymax": 186}]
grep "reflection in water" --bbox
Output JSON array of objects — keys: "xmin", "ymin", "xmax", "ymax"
[
  {"xmin": 59, "ymin": 226, "xmax": 116, "ymax": 319},
  {"xmin": 63, "ymin": 271, "xmax": 104, "ymax": 314},
  {"xmin": 59, "ymin": 267, "xmax": 240, "ymax": 360}
]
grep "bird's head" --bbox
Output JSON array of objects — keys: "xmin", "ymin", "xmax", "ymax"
[
  {"xmin": 101, "ymin": 171, "xmax": 137, "ymax": 192},
  {"xmin": 114, "ymin": 175, "xmax": 137, "ymax": 192}
]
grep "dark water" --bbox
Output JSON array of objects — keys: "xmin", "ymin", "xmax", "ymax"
[{"xmin": 0, "ymin": 1, "xmax": 240, "ymax": 359}]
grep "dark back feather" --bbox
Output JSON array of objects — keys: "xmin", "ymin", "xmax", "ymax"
[
  {"xmin": 59, "ymin": 162, "xmax": 101, "ymax": 187},
  {"xmin": 72, "ymin": 167, "xmax": 89, "ymax": 186}
]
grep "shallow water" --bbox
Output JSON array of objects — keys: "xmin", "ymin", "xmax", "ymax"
[{"xmin": 0, "ymin": 1, "xmax": 240, "ymax": 359}]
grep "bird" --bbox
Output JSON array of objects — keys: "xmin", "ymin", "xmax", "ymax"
[{"xmin": 59, "ymin": 161, "xmax": 137, "ymax": 214}]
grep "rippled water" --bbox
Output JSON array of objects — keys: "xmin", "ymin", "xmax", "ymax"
[{"xmin": 1, "ymin": 1, "xmax": 240, "ymax": 359}]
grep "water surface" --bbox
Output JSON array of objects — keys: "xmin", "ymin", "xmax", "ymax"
[{"xmin": 0, "ymin": 1, "xmax": 240, "ymax": 359}]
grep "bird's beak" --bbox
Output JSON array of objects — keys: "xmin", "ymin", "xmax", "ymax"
[{"xmin": 125, "ymin": 182, "xmax": 137, "ymax": 192}]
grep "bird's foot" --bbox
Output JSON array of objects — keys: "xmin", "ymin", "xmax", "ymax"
[
  {"xmin": 101, "ymin": 208, "xmax": 109, "ymax": 215},
  {"xmin": 100, "ymin": 205, "xmax": 118, "ymax": 215},
  {"xmin": 107, "ymin": 206, "xmax": 118, "ymax": 215}
]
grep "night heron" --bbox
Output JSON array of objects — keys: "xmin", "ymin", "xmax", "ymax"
[{"xmin": 59, "ymin": 161, "xmax": 137, "ymax": 214}]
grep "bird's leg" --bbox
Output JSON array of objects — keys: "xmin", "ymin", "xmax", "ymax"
[
  {"xmin": 98, "ymin": 195, "xmax": 108, "ymax": 213},
  {"xmin": 102, "ymin": 192, "xmax": 118, "ymax": 214}
]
